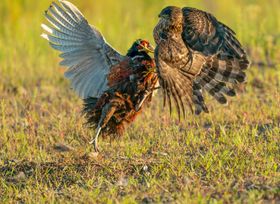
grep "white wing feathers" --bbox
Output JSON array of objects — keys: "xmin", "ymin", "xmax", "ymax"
[{"xmin": 41, "ymin": 0, "xmax": 125, "ymax": 99}]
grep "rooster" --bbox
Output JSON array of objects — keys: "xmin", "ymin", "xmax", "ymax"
[{"xmin": 41, "ymin": 1, "xmax": 157, "ymax": 151}]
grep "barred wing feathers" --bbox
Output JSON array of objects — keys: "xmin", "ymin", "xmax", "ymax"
[
  {"xmin": 41, "ymin": 0, "xmax": 125, "ymax": 99},
  {"xmin": 182, "ymin": 7, "xmax": 250, "ymax": 114},
  {"xmin": 192, "ymin": 53, "xmax": 249, "ymax": 114},
  {"xmin": 155, "ymin": 43, "xmax": 208, "ymax": 119},
  {"xmin": 182, "ymin": 7, "xmax": 246, "ymax": 59}
]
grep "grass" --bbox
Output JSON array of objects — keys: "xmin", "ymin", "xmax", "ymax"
[{"xmin": 0, "ymin": 0, "xmax": 280, "ymax": 203}]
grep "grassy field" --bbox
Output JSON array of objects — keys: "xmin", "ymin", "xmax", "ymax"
[{"xmin": 0, "ymin": 0, "xmax": 280, "ymax": 203}]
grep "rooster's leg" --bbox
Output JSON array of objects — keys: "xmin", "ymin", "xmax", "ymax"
[
  {"xmin": 135, "ymin": 90, "xmax": 151, "ymax": 111},
  {"xmin": 89, "ymin": 125, "xmax": 102, "ymax": 152},
  {"xmin": 89, "ymin": 103, "xmax": 117, "ymax": 152}
]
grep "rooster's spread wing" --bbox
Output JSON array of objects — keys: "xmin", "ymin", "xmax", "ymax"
[{"xmin": 41, "ymin": 0, "xmax": 125, "ymax": 99}]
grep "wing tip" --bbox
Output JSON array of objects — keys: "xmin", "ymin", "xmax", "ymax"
[{"xmin": 40, "ymin": 33, "xmax": 49, "ymax": 41}]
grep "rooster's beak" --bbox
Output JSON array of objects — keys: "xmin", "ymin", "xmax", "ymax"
[{"xmin": 139, "ymin": 44, "xmax": 154, "ymax": 53}]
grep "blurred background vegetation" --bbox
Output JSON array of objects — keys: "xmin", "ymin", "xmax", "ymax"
[
  {"xmin": 0, "ymin": 0, "xmax": 279, "ymax": 87},
  {"xmin": 0, "ymin": 0, "xmax": 279, "ymax": 203}
]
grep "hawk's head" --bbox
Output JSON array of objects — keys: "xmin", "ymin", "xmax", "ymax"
[
  {"xmin": 127, "ymin": 39, "xmax": 154, "ymax": 57},
  {"xmin": 158, "ymin": 6, "xmax": 182, "ymax": 24}
]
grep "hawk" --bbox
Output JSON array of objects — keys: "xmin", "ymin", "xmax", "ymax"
[
  {"xmin": 42, "ymin": 1, "xmax": 249, "ymax": 151},
  {"xmin": 154, "ymin": 7, "xmax": 250, "ymax": 117}
]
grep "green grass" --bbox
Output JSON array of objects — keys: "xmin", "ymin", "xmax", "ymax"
[{"xmin": 0, "ymin": 0, "xmax": 280, "ymax": 203}]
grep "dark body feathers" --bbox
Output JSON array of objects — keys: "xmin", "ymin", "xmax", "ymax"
[{"xmin": 83, "ymin": 54, "xmax": 158, "ymax": 137}]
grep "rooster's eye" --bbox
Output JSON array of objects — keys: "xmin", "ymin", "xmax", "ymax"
[{"xmin": 141, "ymin": 41, "xmax": 147, "ymax": 47}]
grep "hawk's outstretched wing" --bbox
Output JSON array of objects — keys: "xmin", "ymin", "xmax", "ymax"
[
  {"xmin": 182, "ymin": 7, "xmax": 250, "ymax": 114},
  {"xmin": 182, "ymin": 7, "xmax": 246, "ymax": 58},
  {"xmin": 41, "ymin": 0, "xmax": 125, "ymax": 99}
]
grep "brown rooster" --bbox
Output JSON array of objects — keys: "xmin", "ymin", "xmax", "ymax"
[
  {"xmin": 41, "ymin": 1, "xmax": 157, "ymax": 151},
  {"xmin": 83, "ymin": 41, "xmax": 158, "ymax": 151}
]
